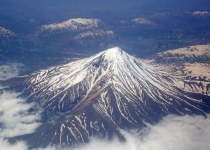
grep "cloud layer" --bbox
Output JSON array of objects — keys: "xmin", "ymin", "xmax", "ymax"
[
  {"xmin": 138, "ymin": 115, "xmax": 210, "ymax": 150},
  {"xmin": 0, "ymin": 63, "xmax": 23, "ymax": 81},
  {"xmin": 1, "ymin": 90, "xmax": 209, "ymax": 150},
  {"xmin": 0, "ymin": 93, "xmax": 210, "ymax": 150},
  {"xmin": 33, "ymin": 114, "xmax": 210, "ymax": 150},
  {"xmin": 0, "ymin": 92, "xmax": 41, "ymax": 138},
  {"xmin": 0, "ymin": 140, "xmax": 28, "ymax": 150},
  {"xmin": 0, "ymin": 91, "xmax": 42, "ymax": 150}
]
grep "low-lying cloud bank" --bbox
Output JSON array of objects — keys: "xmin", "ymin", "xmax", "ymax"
[
  {"xmin": 138, "ymin": 115, "xmax": 210, "ymax": 150},
  {"xmin": 0, "ymin": 92, "xmax": 41, "ymax": 138},
  {"xmin": 34, "ymin": 114, "xmax": 210, "ymax": 150},
  {"xmin": 2, "ymin": 114, "xmax": 209, "ymax": 150},
  {"xmin": 0, "ymin": 91, "xmax": 42, "ymax": 150},
  {"xmin": 0, "ymin": 63, "xmax": 23, "ymax": 81},
  {"xmin": 0, "ymin": 92, "xmax": 41, "ymax": 150},
  {"xmin": 0, "ymin": 63, "xmax": 37, "ymax": 150},
  {"xmin": 0, "ymin": 140, "xmax": 28, "ymax": 150}
]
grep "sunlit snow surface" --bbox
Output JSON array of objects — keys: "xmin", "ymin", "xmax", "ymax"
[
  {"xmin": 1, "ymin": 60, "xmax": 209, "ymax": 149},
  {"xmin": 25, "ymin": 47, "xmax": 204, "ymax": 114},
  {"xmin": 38, "ymin": 18, "xmax": 100, "ymax": 33}
]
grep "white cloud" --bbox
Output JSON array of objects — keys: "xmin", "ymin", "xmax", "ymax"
[
  {"xmin": 0, "ymin": 92, "xmax": 41, "ymax": 138},
  {"xmin": 35, "ymin": 114, "xmax": 210, "ymax": 150},
  {"xmin": 1, "ymin": 105, "xmax": 210, "ymax": 150},
  {"xmin": 0, "ymin": 91, "xmax": 42, "ymax": 150},
  {"xmin": 0, "ymin": 63, "xmax": 38, "ymax": 150},
  {"xmin": 138, "ymin": 115, "xmax": 210, "ymax": 150},
  {"xmin": 0, "ymin": 63, "xmax": 23, "ymax": 81},
  {"xmin": 69, "ymin": 115, "xmax": 210, "ymax": 150},
  {"xmin": 0, "ymin": 139, "xmax": 28, "ymax": 150}
]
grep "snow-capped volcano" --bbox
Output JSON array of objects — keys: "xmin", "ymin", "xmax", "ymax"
[
  {"xmin": 10, "ymin": 47, "xmax": 210, "ymax": 148},
  {"xmin": 25, "ymin": 47, "xmax": 195, "ymax": 115}
]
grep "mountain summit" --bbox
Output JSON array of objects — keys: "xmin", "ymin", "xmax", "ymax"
[
  {"xmin": 10, "ymin": 47, "xmax": 210, "ymax": 148},
  {"xmin": 24, "ymin": 47, "xmax": 192, "ymax": 115}
]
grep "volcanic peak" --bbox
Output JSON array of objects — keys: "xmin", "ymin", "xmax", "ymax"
[{"xmin": 102, "ymin": 47, "xmax": 123, "ymax": 57}]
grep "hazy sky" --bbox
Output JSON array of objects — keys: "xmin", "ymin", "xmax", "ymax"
[{"xmin": 1, "ymin": 0, "xmax": 210, "ymax": 31}]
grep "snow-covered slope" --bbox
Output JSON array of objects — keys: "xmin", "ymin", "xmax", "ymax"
[
  {"xmin": 24, "ymin": 47, "xmax": 196, "ymax": 114},
  {"xmin": 11, "ymin": 47, "xmax": 210, "ymax": 148},
  {"xmin": 193, "ymin": 11, "xmax": 209, "ymax": 16},
  {"xmin": 0, "ymin": 27, "xmax": 16, "ymax": 37},
  {"xmin": 132, "ymin": 18, "xmax": 151, "ymax": 24}
]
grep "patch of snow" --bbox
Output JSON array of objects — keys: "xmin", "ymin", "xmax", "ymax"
[
  {"xmin": 193, "ymin": 11, "xmax": 209, "ymax": 16},
  {"xmin": 159, "ymin": 45, "xmax": 210, "ymax": 57},
  {"xmin": 0, "ymin": 27, "xmax": 17, "ymax": 37},
  {"xmin": 75, "ymin": 30, "xmax": 114, "ymax": 39},
  {"xmin": 39, "ymin": 18, "xmax": 100, "ymax": 32},
  {"xmin": 132, "ymin": 18, "xmax": 151, "ymax": 24}
]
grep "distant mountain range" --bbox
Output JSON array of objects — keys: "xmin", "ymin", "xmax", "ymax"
[
  {"xmin": 37, "ymin": 18, "xmax": 101, "ymax": 36},
  {"xmin": 1, "ymin": 11, "xmax": 210, "ymax": 66}
]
